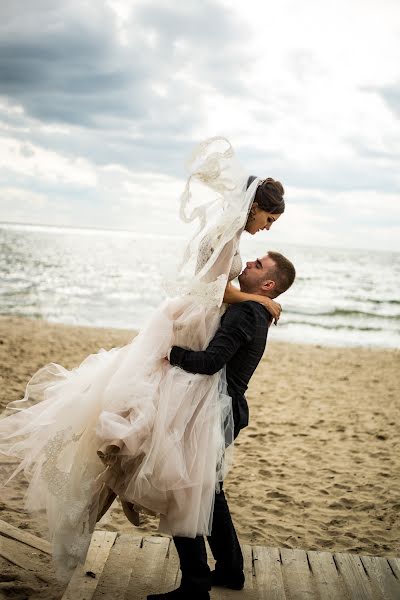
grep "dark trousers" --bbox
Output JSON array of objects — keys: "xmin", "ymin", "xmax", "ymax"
[{"xmin": 173, "ymin": 482, "xmax": 243, "ymax": 592}]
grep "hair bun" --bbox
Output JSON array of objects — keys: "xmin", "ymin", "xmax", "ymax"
[
  {"xmin": 263, "ymin": 177, "xmax": 284, "ymax": 198},
  {"xmin": 256, "ymin": 177, "xmax": 285, "ymax": 214}
]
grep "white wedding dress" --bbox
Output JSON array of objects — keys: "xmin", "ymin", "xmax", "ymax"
[{"xmin": 0, "ymin": 138, "xmax": 259, "ymax": 582}]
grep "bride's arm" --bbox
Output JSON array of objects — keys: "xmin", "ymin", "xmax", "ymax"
[{"xmin": 223, "ymin": 282, "xmax": 281, "ymax": 322}]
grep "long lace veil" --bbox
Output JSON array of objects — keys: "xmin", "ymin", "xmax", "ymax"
[{"xmin": 165, "ymin": 136, "xmax": 260, "ymax": 309}]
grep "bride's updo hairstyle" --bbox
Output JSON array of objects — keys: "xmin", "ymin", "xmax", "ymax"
[{"xmin": 246, "ymin": 175, "xmax": 285, "ymax": 214}]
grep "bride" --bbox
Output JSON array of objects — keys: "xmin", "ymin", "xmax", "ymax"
[{"xmin": 0, "ymin": 137, "xmax": 285, "ymax": 581}]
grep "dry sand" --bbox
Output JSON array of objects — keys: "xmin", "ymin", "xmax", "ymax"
[{"xmin": 0, "ymin": 315, "xmax": 399, "ymax": 598}]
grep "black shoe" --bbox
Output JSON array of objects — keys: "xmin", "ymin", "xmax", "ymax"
[
  {"xmin": 211, "ymin": 569, "xmax": 245, "ymax": 590},
  {"xmin": 147, "ymin": 587, "xmax": 210, "ymax": 599}
]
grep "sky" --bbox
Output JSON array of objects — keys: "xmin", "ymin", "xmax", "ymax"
[{"xmin": 0, "ymin": 0, "xmax": 399, "ymax": 250}]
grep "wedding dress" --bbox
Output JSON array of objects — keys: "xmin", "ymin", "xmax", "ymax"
[{"xmin": 0, "ymin": 138, "xmax": 260, "ymax": 582}]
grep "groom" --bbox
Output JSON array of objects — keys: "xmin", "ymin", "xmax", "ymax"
[{"xmin": 148, "ymin": 251, "xmax": 296, "ymax": 600}]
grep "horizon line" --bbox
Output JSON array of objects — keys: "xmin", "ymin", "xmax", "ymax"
[{"xmin": 0, "ymin": 220, "xmax": 399, "ymax": 255}]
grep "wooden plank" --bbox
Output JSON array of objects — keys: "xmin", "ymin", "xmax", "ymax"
[
  {"xmin": 92, "ymin": 534, "xmax": 142, "ymax": 600},
  {"xmin": 125, "ymin": 535, "xmax": 171, "ymax": 599},
  {"xmin": 360, "ymin": 555, "xmax": 400, "ymax": 600},
  {"xmin": 243, "ymin": 543, "xmax": 256, "ymax": 594},
  {"xmin": 211, "ymin": 581, "xmax": 238, "ymax": 599},
  {"xmin": 207, "ymin": 544, "xmax": 258, "ymax": 600},
  {"xmin": 0, "ymin": 518, "xmax": 51, "ymax": 555},
  {"xmin": 205, "ymin": 540, "xmax": 230, "ymax": 600},
  {"xmin": 387, "ymin": 557, "xmax": 400, "ymax": 580},
  {"xmin": 334, "ymin": 552, "xmax": 383, "ymax": 600},
  {"xmin": 161, "ymin": 538, "xmax": 180, "ymax": 591},
  {"xmin": 205, "ymin": 541, "xmax": 256, "ymax": 599},
  {"xmin": 0, "ymin": 534, "xmax": 55, "ymax": 584},
  {"xmin": 253, "ymin": 545, "xmax": 286, "ymax": 600},
  {"xmin": 280, "ymin": 547, "xmax": 317, "ymax": 599},
  {"xmin": 307, "ymin": 550, "xmax": 350, "ymax": 600},
  {"xmin": 61, "ymin": 530, "xmax": 117, "ymax": 600}
]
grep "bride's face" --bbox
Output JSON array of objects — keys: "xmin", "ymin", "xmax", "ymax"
[{"xmin": 245, "ymin": 203, "xmax": 282, "ymax": 235}]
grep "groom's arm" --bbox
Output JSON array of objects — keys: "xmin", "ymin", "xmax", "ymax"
[{"xmin": 169, "ymin": 302, "xmax": 256, "ymax": 375}]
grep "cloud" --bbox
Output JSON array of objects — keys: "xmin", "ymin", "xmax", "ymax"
[
  {"xmin": 0, "ymin": 0, "xmax": 246, "ymax": 132},
  {"xmin": 272, "ymin": 188, "xmax": 400, "ymax": 251},
  {"xmin": 0, "ymin": 4, "xmax": 144, "ymax": 127},
  {"xmin": 0, "ymin": 0, "xmax": 252, "ymax": 179},
  {"xmin": 371, "ymin": 82, "xmax": 400, "ymax": 119},
  {"xmin": 0, "ymin": 135, "xmax": 97, "ymax": 186},
  {"xmin": 0, "ymin": 0, "xmax": 399, "ymax": 251}
]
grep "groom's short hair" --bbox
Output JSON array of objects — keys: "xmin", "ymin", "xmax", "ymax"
[{"xmin": 266, "ymin": 251, "xmax": 296, "ymax": 298}]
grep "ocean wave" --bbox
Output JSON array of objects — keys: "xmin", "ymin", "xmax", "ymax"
[
  {"xmin": 347, "ymin": 296, "xmax": 400, "ymax": 306},
  {"xmin": 282, "ymin": 320, "xmax": 386, "ymax": 332},
  {"xmin": 286, "ymin": 307, "xmax": 400, "ymax": 320}
]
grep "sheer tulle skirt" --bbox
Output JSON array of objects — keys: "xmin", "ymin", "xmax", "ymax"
[
  {"xmin": 0, "ymin": 136, "xmax": 255, "ymax": 581},
  {"xmin": 0, "ymin": 297, "xmax": 233, "ymax": 581}
]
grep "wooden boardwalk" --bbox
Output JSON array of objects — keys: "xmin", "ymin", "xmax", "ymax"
[{"xmin": 1, "ymin": 521, "xmax": 399, "ymax": 599}]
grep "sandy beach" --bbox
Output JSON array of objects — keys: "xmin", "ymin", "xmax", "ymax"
[{"xmin": 0, "ymin": 315, "xmax": 399, "ymax": 597}]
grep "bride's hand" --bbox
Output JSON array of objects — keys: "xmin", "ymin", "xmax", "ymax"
[
  {"xmin": 223, "ymin": 283, "xmax": 281, "ymax": 323},
  {"xmin": 254, "ymin": 296, "xmax": 282, "ymax": 323}
]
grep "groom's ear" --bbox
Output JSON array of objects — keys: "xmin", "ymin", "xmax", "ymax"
[{"xmin": 260, "ymin": 279, "xmax": 276, "ymax": 294}]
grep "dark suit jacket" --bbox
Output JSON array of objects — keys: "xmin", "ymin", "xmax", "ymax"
[{"xmin": 170, "ymin": 301, "xmax": 271, "ymax": 437}]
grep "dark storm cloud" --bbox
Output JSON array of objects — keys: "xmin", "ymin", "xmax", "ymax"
[
  {"xmin": 0, "ymin": 0, "xmax": 246, "ymax": 129},
  {"xmin": 0, "ymin": 0, "xmax": 249, "ymax": 175},
  {"xmin": 0, "ymin": 2, "xmax": 148, "ymax": 127}
]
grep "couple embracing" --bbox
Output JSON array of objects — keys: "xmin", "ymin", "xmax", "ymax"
[
  {"xmin": 154, "ymin": 249, "xmax": 295, "ymax": 599},
  {"xmin": 0, "ymin": 137, "xmax": 295, "ymax": 598}
]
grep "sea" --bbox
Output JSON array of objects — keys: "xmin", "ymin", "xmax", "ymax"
[{"xmin": 1, "ymin": 222, "xmax": 399, "ymax": 348}]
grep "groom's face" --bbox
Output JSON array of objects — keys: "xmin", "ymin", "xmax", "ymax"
[{"xmin": 238, "ymin": 255, "xmax": 276, "ymax": 294}]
